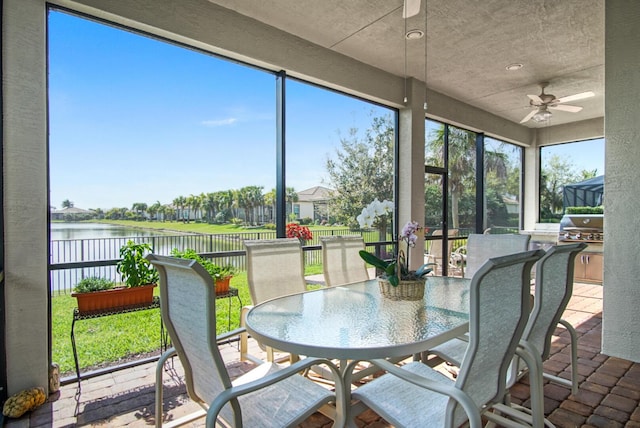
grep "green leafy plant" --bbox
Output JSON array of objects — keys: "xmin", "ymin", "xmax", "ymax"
[
  {"xmin": 359, "ymin": 250, "xmax": 433, "ymax": 286},
  {"xmin": 170, "ymin": 248, "xmax": 236, "ymax": 281},
  {"xmin": 73, "ymin": 276, "xmax": 116, "ymax": 293},
  {"xmin": 117, "ymin": 240, "xmax": 159, "ymax": 287}
]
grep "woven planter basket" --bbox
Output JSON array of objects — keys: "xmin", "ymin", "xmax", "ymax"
[{"xmin": 377, "ymin": 277, "xmax": 425, "ymax": 301}]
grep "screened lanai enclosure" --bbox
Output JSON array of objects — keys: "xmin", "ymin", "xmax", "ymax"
[{"xmin": 563, "ymin": 175, "xmax": 604, "ymax": 211}]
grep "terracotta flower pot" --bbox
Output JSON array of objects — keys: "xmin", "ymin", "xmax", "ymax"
[
  {"xmin": 215, "ymin": 276, "xmax": 232, "ymax": 294},
  {"xmin": 72, "ymin": 284, "xmax": 157, "ymax": 314}
]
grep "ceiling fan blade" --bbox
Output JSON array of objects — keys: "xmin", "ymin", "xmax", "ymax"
[
  {"xmin": 520, "ymin": 110, "xmax": 538, "ymax": 123},
  {"xmin": 549, "ymin": 104, "xmax": 583, "ymax": 113},
  {"xmin": 403, "ymin": 0, "xmax": 421, "ymax": 18},
  {"xmin": 555, "ymin": 91, "xmax": 595, "ymax": 104},
  {"xmin": 527, "ymin": 94, "xmax": 543, "ymax": 105}
]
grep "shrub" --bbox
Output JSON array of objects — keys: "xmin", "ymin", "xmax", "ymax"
[
  {"xmin": 566, "ymin": 206, "xmax": 604, "ymax": 214},
  {"xmin": 263, "ymin": 223, "xmax": 276, "ymax": 230},
  {"xmin": 300, "ymin": 217, "xmax": 313, "ymax": 225},
  {"xmin": 73, "ymin": 277, "xmax": 116, "ymax": 293}
]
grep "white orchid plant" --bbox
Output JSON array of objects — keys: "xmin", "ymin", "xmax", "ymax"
[
  {"xmin": 356, "ymin": 198, "xmax": 394, "ymax": 229},
  {"xmin": 357, "ymin": 199, "xmax": 433, "ymax": 286}
]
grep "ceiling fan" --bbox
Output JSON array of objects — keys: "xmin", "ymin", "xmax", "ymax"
[
  {"xmin": 520, "ymin": 82, "xmax": 595, "ymax": 123},
  {"xmin": 403, "ymin": 0, "xmax": 421, "ymax": 18}
]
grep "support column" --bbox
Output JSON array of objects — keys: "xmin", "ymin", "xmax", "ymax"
[
  {"xmin": 3, "ymin": 0, "xmax": 50, "ymax": 393},
  {"xmin": 398, "ymin": 78, "xmax": 426, "ymax": 270}
]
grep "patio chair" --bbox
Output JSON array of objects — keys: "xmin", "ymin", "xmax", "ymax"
[
  {"xmin": 148, "ymin": 254, "xmax": 344, "ymax": 428},
  {"xmin": 320, "ymin": 235, "xmax": 369, "ymax": 286},
  {"xmin": 463, "ymin": 233, "xmax": 531, "ymax": 278},
  {"xmin": 241, "ymin": 238, "xmax": 308, "ymax": 364},
  {"xmin": 346, "ymin": 249, "xmax": 545, "ymax": 428},
  {"xmin": 427, "ymin": 242, "xmax": 586, "ymax": 426},
  {"xmin": 424, "ymin": 229, "xmax": 461, "ymax": 276}
]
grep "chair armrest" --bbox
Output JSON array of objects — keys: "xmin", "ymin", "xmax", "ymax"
[
  {"xmin": 205, "ymin": 357, "xmax": 343, "ymax": 427},
  {"xmin": 216, "ymin": 327, "xmax": 245, "ymax": 343},
  {"xmin": 347, "ymin": 358, "xmax": 482, "ymax": 428}
]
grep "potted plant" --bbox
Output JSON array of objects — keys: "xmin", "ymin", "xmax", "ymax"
[
  {"xmin": 72, "ymin": 241, "xmax": 159, "ymax": 313},
  {"xmin": 357, "ymin": 201, "xmax": 433, "ymax": 300},
  {"xmin": 170, "ymin": 248, "xmax": 236, "ymax": 294}
]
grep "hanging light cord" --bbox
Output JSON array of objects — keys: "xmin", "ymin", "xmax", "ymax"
[
  {"xmin": 403, "ymin": 2, "xmax": 408, "ymax": 104},
  {"xmin": 423, "ymin": 0, "xmax": 428, "ymax": 110}
]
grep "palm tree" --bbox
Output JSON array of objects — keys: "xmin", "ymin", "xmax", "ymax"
[
  {"xmin": 173, "ymin": 196, "xmax": 186, "ymax": 222},
  {"xmin": 264, "ymin": 188, "xmax": 276, "ymax": 223},
  {"xmin": 286, "ymin": 187, "xmax": 298, "ymax": 220},
  {"xmin": 426, "ymin": 126, "xmax": 508, "ymax": 229},
  {"xmin": 203, "ymin": 193, "xmax": 218, "ymax": 223},
  {"xmin": 131, "ymin": 202, "xmax": 148, "ymax": 219},
  {"xmin": 241, "ymin": 186, "xmax": 264, "ymax": 225},
  {"xmin": 62, "ymin": 199, "xmax": 73, "ymax": 209},
  {"xmin": 148, "ymin": 201, "xmax": 162, "ymax": 221}
]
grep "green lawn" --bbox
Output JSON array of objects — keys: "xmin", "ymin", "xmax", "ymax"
[
  {"xmin": 53, "ymin": 266, "xmax": 323, "ymax": 376},
  {"xmin": 91, "ymin": 219, "xmax": 330, "ymax": 234}
]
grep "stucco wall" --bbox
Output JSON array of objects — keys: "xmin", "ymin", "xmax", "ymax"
[
  {"xmin": 3, "ymin": 0, "xmax": 50, "ymax": 393},
  {"xmin": 602, "ymin": 1, "xmax": 640, "ymax": 362}
]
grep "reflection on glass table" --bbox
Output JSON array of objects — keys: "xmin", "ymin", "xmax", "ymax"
[{"xmin": 245, "ymin": 276, "xmax": 471, "ymax": 362}]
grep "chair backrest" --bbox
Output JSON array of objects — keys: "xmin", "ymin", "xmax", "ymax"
[
  {"xmin": 320, "ymin": 235, "xmax": 370, "ymax": 286},
  {"xmin": 147, "ymin": 254, "xmax": 236, "ymax": 422},
  {"xmin": 448, "ymin": 249, "xmax": 544, "ymax": 427},
  {"xmin": 427, "ymin": 229, "xmax": 459, "ymax": 260},
  {"xmin": 525, "ymin": 242, "xmax": 587, "ymax": 361},
  {"xmin": 244, "ymin": 238, "xmax": 307, "ymax": 304},
  {"xmin": 464, "ymin": 233, "xmax": 531, "ymax": 278}
]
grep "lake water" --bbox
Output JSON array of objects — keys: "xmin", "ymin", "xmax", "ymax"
[
  {"xmin": 50, "ymin": 222, "xmax": 172, "ymax": 240},
  {"xmin": 50, "ymin": 222, "xmax": 193, "ymax": 293}
]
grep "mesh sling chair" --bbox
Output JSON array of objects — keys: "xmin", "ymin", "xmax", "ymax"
[
  {"xmin": 345, "ymin": 250, "xmax": 546, "ymax": 428},
  {"xmin": 320, "ymin": 235, "xmax": 370, "ymax": 287},
  {"xmin": 241, "ymin": 238, "xmax": 308, "ymax": 364},
  {"xmin": 425, "ymin": 229, "xmax": 461, "ymax": 276},
  {"xmin": 148, "ymin": 254, "xmax": 344, "ymax": 428},
  {"xmin": 428, "ymin": 243, "xmax": 586, "ymax": 426},
  {"xmin": 463, "ymin": 233, "xmax": 531, "ymax": 278}
]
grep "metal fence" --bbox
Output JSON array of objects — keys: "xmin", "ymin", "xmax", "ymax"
[{"xmin": 49, "ymin": 228, "xmax": 392, "ymax": 295}]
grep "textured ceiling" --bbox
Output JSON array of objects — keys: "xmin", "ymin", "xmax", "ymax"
[{"xmin": 207, "ymin": 0, "xmax": 604, "ymax": 129}]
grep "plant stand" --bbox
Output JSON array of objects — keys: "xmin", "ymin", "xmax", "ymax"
[{"xmin": 70, "ymin": 296, "xmax": 164, "ymax": 390}]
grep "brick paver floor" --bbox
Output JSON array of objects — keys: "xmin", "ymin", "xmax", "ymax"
[{"xmin": 15, "ymin": 282, "xmax": 640, "ymax": 427}]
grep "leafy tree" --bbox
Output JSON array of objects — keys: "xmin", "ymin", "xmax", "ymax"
[
  {"xmin": 325, "ymin": 114, "xmax": 394, "ymax": 229},
  {"xmin": 540, "ymin": 154, "xmax": 580, "ymax": 217},
  {"xmin": 62, "ymin": 199, "xmax": 73, "ymax": 208}
]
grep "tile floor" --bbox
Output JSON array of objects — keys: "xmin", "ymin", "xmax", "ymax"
[{"xmin": 13, "ymin": 282, "xmax": 640, "ymax": 427}]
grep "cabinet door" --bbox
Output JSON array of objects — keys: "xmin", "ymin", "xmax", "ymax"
[
  {"xmin": 584, "ymin": 252, "xmax": 603, "ymax": 283},
  {"xmin": 574, "ymin": 254, "xmax": 588, "ymax": 281}
]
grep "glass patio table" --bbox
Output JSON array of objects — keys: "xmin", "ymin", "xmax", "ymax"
[{"xmin": 245, "ymin": 276, "xmax": 471, "ymax": 362}]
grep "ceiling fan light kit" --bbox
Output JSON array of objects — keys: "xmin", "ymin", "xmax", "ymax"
[{"xmin": 532, "ymin": 107, "xmax": 552, "ymax": 122}]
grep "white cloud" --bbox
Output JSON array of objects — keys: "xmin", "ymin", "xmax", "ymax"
[{"xmin": 201, "ymin": 117, "xmax": 238, "ymax": 127}]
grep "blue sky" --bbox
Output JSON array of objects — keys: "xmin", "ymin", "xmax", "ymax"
[
  {"xmin": 48, "ymin": 10, "xmax": 386, "ymax": 210},
  {"xmin": 48, "ymin": 10, "xmax": 604, "ymax": 211}
]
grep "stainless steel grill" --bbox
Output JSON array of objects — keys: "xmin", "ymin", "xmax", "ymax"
[{"xmin": 558, "ymin": 214, "xmax": 603, "ymax": 243}]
